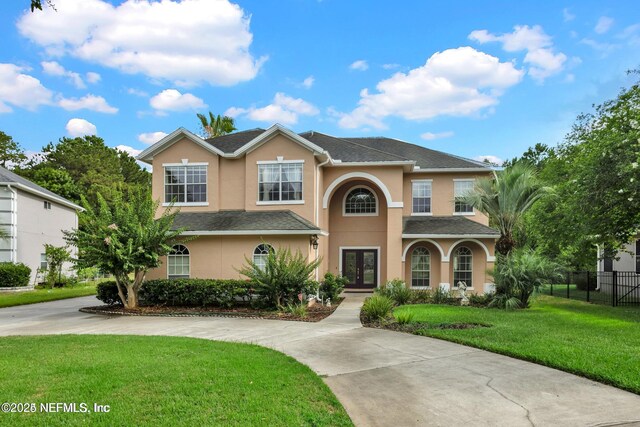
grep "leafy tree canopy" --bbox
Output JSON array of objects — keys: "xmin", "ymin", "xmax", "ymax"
[{"xmin": 0, "ymin": 131, "xmax": 27, "ymax": 168}]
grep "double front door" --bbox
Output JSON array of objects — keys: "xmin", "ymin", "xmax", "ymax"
[{"xmin": 342, "ymin": 249, "xmax": 378, "ymax": 288}]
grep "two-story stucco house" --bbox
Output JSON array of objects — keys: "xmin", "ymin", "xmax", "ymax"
[
  {"xmin": 138, "ymin": 124, "xmax": 499, "ymax": 292},
  {"xmin": 0, "ymin": 166, "xmax": 82, "ymax": 285}
]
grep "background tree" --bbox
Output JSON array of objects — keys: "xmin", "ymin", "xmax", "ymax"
[
  {"xmin": 197, "ymin": 112, "xmax": 237, "ymax": 138},
  {"xmin": 65, "ymin": 190, "xmax": 183, "ymax": 308},
  {"xmin": 30, "ymin": 0, "xmax": 55, "ymax": 12},
  {"xmin": 463, "ymin": 163, "xmax": 551, "ymax": 255},
  {"xmin": 43, "ymin": 244, "xmax": 71, "ymax": 288},
  {"xmin": 0, "ymin": 131, "xmax": 27, "ymax": 167},
  {"xmin": 15, "ymin": 135, "xmax": 150, "ymax": 205}
]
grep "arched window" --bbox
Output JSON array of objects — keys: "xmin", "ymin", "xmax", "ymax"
[
  {"xmin": 411, "ymin": 247, "xmax": 430, "ymax": 288},
  {"xmin": 253, "ymin": 244, "xmax": 273, "ymax": 271},
  {"xmin": 344, "ymin": 187, "xmax": 377, "ymax": 215},
  {"xmin": 168, "ymin": 244, "xmax": 190, "ymax": 279},
  {"xmin": 453, "ymin": 246, "xmax": 473, "ymax": 288}
]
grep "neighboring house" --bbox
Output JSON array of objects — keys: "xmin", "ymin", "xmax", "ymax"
[
  {"xmin": 138, "ymin": 124, "xmax": 499, "ymax": 293},
  {"xmin": 597, "ymin": 241, "xmax": 640, "ymax": 274},
  {"xmin": 0, "ymin": 166, "xmax": 82, "ymax": 285}
]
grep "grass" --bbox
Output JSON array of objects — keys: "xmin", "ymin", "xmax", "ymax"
[
  {"xmin": 394, "ymin": 295, "xmax": 640, "ymax": 394},
  {"xmin": 0, "ymin": 335, "xmax": 352, "ymax": 427},
  {"xmin": 0, "ymin": 284, "xmax": 98, "ymax": 308}
]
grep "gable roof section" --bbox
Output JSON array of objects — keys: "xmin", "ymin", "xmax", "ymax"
[
  {"xmin": 402, "ymin": 216, "xmax": 499, "ymax": 238},
  {"xmin": 299, "ymin": 131, "xmax": 412, "ymax": 164},
  {"xmin": 173, "ymin": 210, "xmax": 323, "ymax": 235},
  {"xmin": 138, "ymin": 127, "xmax": 226, "ymax": 163},
  {"xmin": 0, "ymin": 166, "xmax": 82, "ymax": 211},
  {"xmin": 205, "ymin": 128, "xmax": 265, "ymax": 153},
  {"xmin": 344, "ymin": 137, "xmax": 491, "ymax": 170}
]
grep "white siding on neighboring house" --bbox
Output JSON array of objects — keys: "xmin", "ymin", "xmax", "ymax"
[
  {"xmin": 0, "ymin": 186, "xmax": 17, "ymax": 263},
  {"xmin": 15, "ymin": 190, "xmax": 78, "ymax": 285},
  {"xmin": 597, "ymin": 241, "xmax": 639, "ymax": 273}
]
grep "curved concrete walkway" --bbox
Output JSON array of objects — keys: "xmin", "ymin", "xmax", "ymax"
[{"xmin": 1, "ymin": 295, "xmax": 640, "ymax": 426}]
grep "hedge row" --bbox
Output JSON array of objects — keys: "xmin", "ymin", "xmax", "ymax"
[
  {"xmin": 96, "ymin": 279, "xmax": 253, "ymax": 307},
  {"xmin": 0, "ymin": 262, "xmax": 31, "ymax": 287}
]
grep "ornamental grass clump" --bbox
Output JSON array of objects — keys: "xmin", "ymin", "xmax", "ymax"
[
  {"xmin": 361, "ymin": 295, "xmax": 394, "ymax": 322},
  {"xmin": 377, "ymin": 279, "xmax": 412, "ymax": 306}
]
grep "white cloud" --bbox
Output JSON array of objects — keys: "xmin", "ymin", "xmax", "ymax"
[
  {"xmin": 137, "ymin": 131, "xmax": 168, "ymax": 145},
  {"xmin": 563, "ymin": 8, "xmax": 575, "ymax": 22},
  {"xmin": 301, "ymin": 75, "xmax": 314, "ymax": 89},
  {"xmin": 85, "ymin": 71, "xmax": 101, "ymax": 83},
  {"xmin": 474, "ymin": 155, "xmax": 503, "ymax": 165},
  {"xmin": 420, "ymin": 131, "xmax": 454, "ymax": 141},
  {"xmin": 66, "ymin": 118, "xmax": 97, "ymax": 136},
  {"xmin": 595, "ymin": 16, "xmax": 614, "ymax": 34},
  {"xmin": 337, "ymin": 47, "xmax": 523, "ymax": 130},
  {"xmin": 41, "ymin": 60, "xmax": 86, "ymax": 88},
  {"xmin": 382, "ymin": 63, "xmax": 400, "ymax": 70},
  {"xmin": 149, "ymin": 89, "xmax": 206, "ymax": 112},
  {"xmin": 0, "ymin": 63, "xmax": 53, "ymax": 112},
  {"xmin": 17, "ymin": 0, "xmax": 266, "ymax": 87},
  {"xmin": 349, "ymin": 60, "xmax": 369, "ymax": 71},
  {"xmin": 115, "ymin": 144, "xmax": 142, "ymax": 157},
  {"xmin": 469, "ymin": 25, "xmax": 566, "ymax": 82},
  {"xmin": 226, "ymin": 92, "xmax": 319, "ymax": 125},
  {"xmin": 58, "ymin": 94, "xmax": 118, "ymax": 113},
  {"xmin": 127, "ymin": 88, "xmax": 148, "ymax": 97}
]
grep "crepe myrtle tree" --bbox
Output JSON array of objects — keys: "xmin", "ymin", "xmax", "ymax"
[{"xmin": 65, "ymin": 190, "xmax": 183, "ymax": 308}]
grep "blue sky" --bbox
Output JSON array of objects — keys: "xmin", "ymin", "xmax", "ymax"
[{"xmin": 0, "ymin": 0, "xmax": 638, "ymax": 165}]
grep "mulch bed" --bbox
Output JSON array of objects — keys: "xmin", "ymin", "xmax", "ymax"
[
  {"xmin": 80, "ymin": 298, "xmax": 344, "ymax": 323},
  {"xmin": 362, "ymin": 314, "xmax": 490, "ymax": 333}
]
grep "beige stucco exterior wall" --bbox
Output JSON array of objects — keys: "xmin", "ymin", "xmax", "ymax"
[
  {"xmin": 244, "ymin": 135, "xmax": 317, "ymax": 223},
  {"xmin": 218, "ymin": 158, "xmax": 246, "ymax": 210},
  {"xmin": 147, "ymin": 235, "xmax": 312, "ymax": 280},
  {"xmin": 402, "ymin": 172, "xmax": 491, "ymax": 225},
  {"xmin": 15, "ymin": 190, "xmax": 78, "ymax": 285},
  {"xmin": 326, "ymin": 180, "xmax": 388, "ymax": 283},
  {"xmin": 151, "ymin": 137, "xmax": 220, "ymax": 213}
]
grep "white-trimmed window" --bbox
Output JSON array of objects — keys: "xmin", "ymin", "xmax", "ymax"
[
  {"xmin": 454, "ymin": 180, "xmax": 474, "ymax": 214},
  {"xmin": 412, "ymin": 180, "xmax": 432, "ymax": 214},
  {"xmin": 253, "ymin": 244, "xmax": 273, "ymax": 270},
  {"xmin": 40, "ymin": 253, "xmax": 48, "ymax": 270},
  {"xmin": 164, "ymin": 165, "xmax": 207, "ymax": 204},
  {"xmin": 344, "ymin": 186, "xmax": 378, "ymax": 216},
  {"xmin": 258, "ymin": 163, "xmax": 303, "ymax": 202},
  {"xmin": 453, "ymin": 246, "xmax": 473, "ymax": 288},
  {"xmin": 411, "ymin": 247, "xmax": 430, "ymax": 288},
  {"xmin": 168, "ymin": 244, "xmax": 190, "ymax": 279}
]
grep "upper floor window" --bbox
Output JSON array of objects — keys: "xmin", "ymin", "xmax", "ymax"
[
  {"xmin": 43, "ymin": 201, "xmax": 52, "ymax": 210},
  {"xmin": 168, "ymin": 244, "xmax": 190, "ymax": 279},
  {"xmin": 164, "ymin": 165, "xmax": 207, "ymax": 204},
  {"xmin": 412, "ymin": 180, "xmax": 432, "ymax": 214},
  {"xmin": 344, "ymin": 187, "xmax": 377, "ymax": 216},
  {"xmin": 258, "ymin": 162, "xmax": 303, "ymax": 203},
  {"xmin": 454, "ymin": 180, "xmax": 474, "ymax": 214}
]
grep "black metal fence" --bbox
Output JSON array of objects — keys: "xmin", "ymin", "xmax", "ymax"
[{"xmin": 540, "ymin": 271, "xmax": 640, "ymax": 307}]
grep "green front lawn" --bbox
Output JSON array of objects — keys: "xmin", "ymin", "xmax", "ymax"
[
  {"xmin": 0, "ymin": 335, "xmax": 352, "ymax": 426},
  {"xmin": 394, "ymin": 296, "xmax": 640, "ymax": 394},
  {"xmin": 0, "ymin": 284, "xmax": 98, "ymax": 308}
]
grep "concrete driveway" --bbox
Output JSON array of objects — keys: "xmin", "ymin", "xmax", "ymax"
[{"xmin": 1, "ymin": 295, "xmax": 639, "ymax": 427}]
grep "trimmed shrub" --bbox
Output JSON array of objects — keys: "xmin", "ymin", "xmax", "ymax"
[
  {"xmin": 0, "ymin": 262, "xmax": 31, "ymax": 287},
  {"xmin": 468, "ymin": 292, "xmax": 494, "ymax": 307},
  {"xmin": 361, "ymin": 295, "xmax": 394, "ymax": 322},
  {"xmin": 319, "ymin": 272, "xmax": 348, "ymax": 301},
  {"xmin": 96, "ymin": 279, "xmax": 253, "ymax": 307},
  {"xmin": 141, "ymin": 279, "xmax": 252, "ymax": 308},
  {"xmin": 409, "ymin": 289, "xmax": 432, "ymax": 304},
  {"xmin": 378, "ymin": 279, "xmax": 412, "ymax": 306},
  {"xmin": 96, "ymin": 281, "xmax": 121, "ymax": 305}
]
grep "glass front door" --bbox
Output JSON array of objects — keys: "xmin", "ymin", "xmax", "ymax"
[{"xmin": 342, "ymin": 249, "xmax": 378, "ymax": 288}]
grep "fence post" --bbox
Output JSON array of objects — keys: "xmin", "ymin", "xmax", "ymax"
[
  {"xmin": 612, "ymin": 270, "xmax": 618, "ymax": 307},
  {"xmin": 567, "ymin": 272, "xmax": 571, "ymax": 299},
  {"xmin": 586, "ymin": 271, "xmax": 590, "ymax": 303}
]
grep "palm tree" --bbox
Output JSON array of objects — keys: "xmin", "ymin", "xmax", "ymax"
[
  {"xmin": 196, "ymin": 112, "xmax": 237, "ymax": 138},
  {"xmin": 462, "ymin": 163, "xmax": 551, "ymax": 256}
]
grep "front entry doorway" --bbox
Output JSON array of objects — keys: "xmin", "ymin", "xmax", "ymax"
[{"xmin": 342, "ymin": 249, "xmax": 378, "ymax": 288}]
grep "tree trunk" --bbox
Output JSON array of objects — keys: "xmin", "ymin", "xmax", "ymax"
[
  {"xmin": 126, "ymin": 285, "xmax": 138, "ymax": 309},
  {"xmin": 496, "ymin": 233, "xmax": 516, "ymax": 256}
]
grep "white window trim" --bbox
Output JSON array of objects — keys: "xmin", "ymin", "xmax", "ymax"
[
  {"xmin": 410, "ymin": 247, "xmax": 431, "ymax": 289},
  {"xmin": 453, "ymin": 178, "xmax": 475, "ymax": 215},
  {"xmin": 343, "ymin": 185, "xmax": 379, "ymax": 217},
  {"xmin": 163, "ymin": 164, "xmax": 208, "ymax": 205},
  {"xmin": 411, "ymin": 179, "xmax": 433, "ymax": 216},
  {"xmin": 452, "ymin": 246, "xmax": 473, "ymax": 289},
  {"xmin": 257, "ymin": 160, "xmax": 305, "ymax": 204},
  {"xmin": 167, "ymin": 244, "xmax": 191, "ymax": 279}
]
